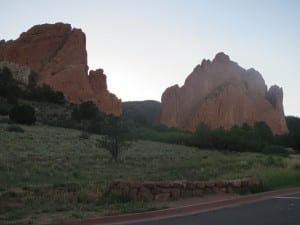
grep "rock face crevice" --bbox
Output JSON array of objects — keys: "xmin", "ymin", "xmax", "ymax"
[
  {"xmin": 0, "ymin": 22, "xmax": 121, "ymax": 115},
  {"xmin": 158, "ymin": 52, "xmax": 288, "ymax": 134}
]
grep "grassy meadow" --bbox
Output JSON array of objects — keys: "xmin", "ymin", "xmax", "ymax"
[{"xmin": 1, "ymin": 122, "xmax": 300, "ymax": 225}]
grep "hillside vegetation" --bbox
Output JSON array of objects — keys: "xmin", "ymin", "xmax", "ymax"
[
  {"xmin": 1, "ymin": 65, "xmax": 300, "ymax": 155},
  {"xmin": 1, "ymin": 122, "xmax": 300, "ymax": 224},
  {"xmin": 1, "ymin": 66, "xmax": 300, "ymax": 225}
]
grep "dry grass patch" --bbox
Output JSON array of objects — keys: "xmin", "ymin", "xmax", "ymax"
[{"xmin": 284, "ymin": 155, "xmax": 300, "ymax": 169}]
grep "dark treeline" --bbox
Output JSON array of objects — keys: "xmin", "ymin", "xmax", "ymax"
[
  {"xmin": 126, "ymin": 121, "xmax": 289, "ymax": 156},
  {"xmin": 0, "ymin": 66, "xmax": 65, "ymax": 106},
  {"xmin": 122, "ymin": 105, "xmax": 300, "ymax": 155},
  {"xmin": 0, "ymin": 66, "xmax": 66, "ymax": 124},
  {"xmin": 281, "ymin": 116, "xmax": 300, "ymax": 151}
]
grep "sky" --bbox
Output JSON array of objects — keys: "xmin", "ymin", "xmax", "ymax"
[{"xmin": 1, "ymin": 0, "xmax": 299, "ymax": 116}]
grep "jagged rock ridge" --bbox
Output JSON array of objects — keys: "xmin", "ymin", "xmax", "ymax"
[
  {"xmin": 158, "ymin": 52, "xmax": 288, "ymax": 134},
  {"xmin": 0, "ymin": 23, "xmax": 121, "ymax": 115}
]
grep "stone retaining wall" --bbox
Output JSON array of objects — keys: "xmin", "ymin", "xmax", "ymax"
[{"xmin": 109, "ymin": 177, "xmax": 260, "ymax": 202}]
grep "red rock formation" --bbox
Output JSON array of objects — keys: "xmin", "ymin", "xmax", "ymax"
[
  {"xmin": 158, "ymin": 52, "xmax": 288, "ymax": 134},
  {"xmin": 0, "ymin": 23, "xmax": 121, "ymax": 115},
  {"xmin": 88, "ymin": 69, "xmax": 122, "ymax": 115}
]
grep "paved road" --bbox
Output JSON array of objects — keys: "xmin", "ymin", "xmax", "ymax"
[{"xmin": 126, "ymin": 193, "xmax": 300, "ymax": 225}]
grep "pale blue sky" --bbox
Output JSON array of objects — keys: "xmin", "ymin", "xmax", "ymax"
[{"xmin": 1, "ymin": 0, "xmax": 299, "ymax": 116}]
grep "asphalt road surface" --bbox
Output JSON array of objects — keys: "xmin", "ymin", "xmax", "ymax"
[{"xmin": 126, "ymin": 193, "xmax": 300, "ymax": 225}]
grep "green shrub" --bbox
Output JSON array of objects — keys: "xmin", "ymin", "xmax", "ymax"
[
  {"xmin": 78, "ymin": 131, "xmax": 91, "ymax": 139},
  {"xmin": 88, "ymin": 120, "xmax": 104, "ymax": 134},
  {"xmin": 0, "ymin": 117, "xmax": 10, "ymax": 124},
  {"xmin": 72, "ymin": 101, "xmax": 99, "ymax": 121},
  {"xmin": 28, "ymin": 72, "xmax": 38, "ymax": 89},
  {"xmin": 283, "ymin": 116, "xmax": 300, "ymax": 151},
  {"xmin": 9, "ymin": 104, "xmax": 36, "ymax": 125},
  {"xmin": 26, "ymin": 72, "xmax": 65, "ymax": 104},
  {"xmin": 6, "ymin": 125, "xmax": 25, "ymax": 133},
  {"xmin": 0, "ymin": 100, "xmax": 13, "ymax": 115},
  {"xmin": 262, "ymin": 145, "xmax": 289, "ymax": 156},
  {"xmin": 26, "ymin": 84, "xmax": 65, "ymax": 104},
  {"xmin": 0, "ymin": 66, "xmax": 22, "ymax": 100},
  {"xmin": 253, "ymin": 121, "xmax": 274, "ymax": 144},
  {"xmin": 40, "ymin": 85, "xmax": 65, "ymax": 104}
]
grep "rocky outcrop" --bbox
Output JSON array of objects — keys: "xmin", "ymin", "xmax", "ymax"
[
  {"xmin": 158, "ymin": 52, "xmax": 288, "ymax": 134},
  {"xmin": 109, "ymin": 177, "xmax": 261, "ymax": 202},
  {"xmin": 0, "ymin": 23, "xmax": 121, "ymax": 115},
  {"xmin": 88, "ymin": 69, "xmax": 122, "ymax": 115}
]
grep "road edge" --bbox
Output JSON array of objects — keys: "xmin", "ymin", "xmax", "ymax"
[{"xmin": 46, "ymin": 186, "xmax": 300, "ymax": 225}]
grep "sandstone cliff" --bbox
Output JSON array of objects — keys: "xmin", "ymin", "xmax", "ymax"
[
  {"xmin": 0, "ymin": 23, "xmax": 121, "ymax": 115},
  {"xmin": 158, "ymin": 52, "xmax": 288, "ymax": 134}
]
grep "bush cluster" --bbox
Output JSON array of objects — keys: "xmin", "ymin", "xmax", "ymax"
[
  {"xmin": 26, "ymin": 84, "xmax": 65, "ymax": 104},
  {"xmin": 129, "ymin": 121, "xmax": 288, "ymax": 155},
  {"xmin": 71, "ymin": 101, "xmax": 99, "ymax": 121},
  {"xmin": 280, "ymin": 116, "xmax": 300, "ymax": 151},
  {"xmin": 194, "ymin": 122, "xmax": 275, "ymax": 152},
  {"xmin": 0, "ymin": 68, "xmax": 65, "ymax": 105},
  {"xmin": 0, "ymin": 67, "xmax": 65, "ymax": 125},
  {"xmin": 0, "ymin": 99, "xmax": 13, "ymax": 115},
  {"xmin": 25, "ymin": 73, "xmax": 65, "ymax": 104},
  {"xmin": 0, "ymin": 67, "xmax": 22, "ymax": 102},
  {"xmin": 9, "ymin": 104, "xmax": 36, "ymax": 125}
]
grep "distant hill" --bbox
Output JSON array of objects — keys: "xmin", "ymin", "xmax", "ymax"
[{"xmin": 122, "ymin": 100, "xmax": 161, "ymax": 125}]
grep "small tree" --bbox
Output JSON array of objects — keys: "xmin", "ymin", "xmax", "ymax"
[
  {"xmin": 284, "ymin": 116, "xmax": 300, "ymax": 151},
  {"xmin": 9, "ymin": 104, "xmax": 36, "ymax": 125},
  {"xmin": 98, "ymin": 115, "xmax": 131, "ymax": 162},
  {"xmin": 196, "ymin": 123, "xmax": 213, "ymax": 148},
  {"xmin": 0, "ymin": 99, "xmax": 13, "ymax": 115},
  {"xmin": 253, "ymin": 121, "xmax": 273, "ymax": 144},
  {"xmin": 72, "ymin": 101, "xmax": 99, "ymax": 121},
  {"xmin": 28, "ymin": 72, "xmax": 38, "ymax": 89},
  {"xmin": 0, "ymin": 66, "xmax": 22, "ymax": 101},
  {"xmin": 41, "ymin": 84, "xmax": 65, "ymax": 104},
  {"xmin": 26, "ymin": 73, "xmax": 65, "ymax": 104}
]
